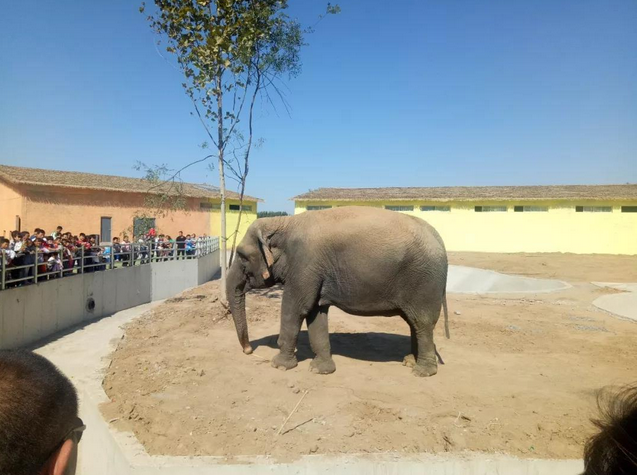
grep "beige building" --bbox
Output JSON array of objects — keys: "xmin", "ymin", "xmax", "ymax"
[{"xmin": 0, "ymin": 165, "xmax": 260, "ymax": 242}]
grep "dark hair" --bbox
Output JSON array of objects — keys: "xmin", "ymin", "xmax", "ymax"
[
  {"xmin": 11, "ymin": 231, "xmax": 19, "ymax": 238},
  {"xmin": 0, "ymin": 351, "xmax": 79, "ymax": 475},
  {"xmin": 56, "ymin": 226, "xmax": 63, "ymax": 230},
  {"xmin": 583, "ymin": 385, "xmax": 637, "ymax": 475}
]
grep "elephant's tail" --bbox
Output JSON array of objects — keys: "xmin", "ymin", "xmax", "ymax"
[{"xmin": 442, "ymin": 290, "xmax": 450, "ymax": 339}]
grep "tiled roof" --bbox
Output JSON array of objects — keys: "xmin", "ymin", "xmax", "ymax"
[
  {"xmin": 0, "ymin": 165, "xmax": 261, "ymax": 201},
  {"xmin": 292, "ymin": 185, "xmax": 637, "ymax": 202}
]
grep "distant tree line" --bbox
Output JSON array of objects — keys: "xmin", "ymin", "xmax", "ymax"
[{"xmin": 257, "ymin": 211, "xmax": 289, "ymax": 218}]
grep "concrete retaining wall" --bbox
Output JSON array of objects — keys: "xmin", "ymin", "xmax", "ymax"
[{"xmin": 0, "ymin": 250, "xmax": 220, "ymax": 350}]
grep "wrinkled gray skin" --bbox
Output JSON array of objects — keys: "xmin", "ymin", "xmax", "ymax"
[{"xmin": 226, "ymin": 206, "xmax": 449, "ymax": 377}]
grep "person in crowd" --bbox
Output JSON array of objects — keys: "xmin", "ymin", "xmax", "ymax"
[
  {"xmin": 121, "ymin": 235, "xmax": 132, "ymax": 266},
  {"xmin": 1, "ymin": 238, "xmax": 16, "ymax": 286},
  {"xmin": 176, "ymin": 231, "xmax": 186, "ymax": 259},
  {"xmin": 167, "ymin": 235, "xmax": 176, "ymax": 259},
  {"xmin": 14, "ymin": 231, "xmax": 28, "ymax": 253},
  {"xmin": 76, "ymin": 234, "xmax": 91, "ymax": 272},
  {"xmin": 583, "ymin": 385, "xmax": 637, "ymax": 475},
  {"xmin": 138, "ymin": 236, "xmax": 150, "ymax": 264},
  {"xmin": 88, "ymin": 235, "xmax": 104, "ymax": 271},
  {"xmin": 60, "ymin": 238, "xmax": 75, "ymax": 276},
  {"xmin": 9, "ymin": 233, "xmax": 29, "ymax": 283},
  {"xmin": 19, "ymin": 238, "xmax": 36, "ymax": 284},
  {"xmin": 51, "ymin": 226, "xmax": 63, "ymax": 239},
  {"xmin": 0, "ymin": 350, "xmax": 84, "ymax": 475},
  {"xmin": 112, "ymin": 237, "xmax": 122, "ymax": 264},
  {"xmin": 47, "ymin": 249, "xmax": 63, "ymax": 277},
  {"xmin": 33, "ymin": 239, "xmax": 48, "ymax": 280},
  {"xmin": 9, "ymin": 230, "xmax": 20, "ymax": 250},
  {"xmin": 185, "ymin": 234, "xmax": 195, "ymax": 257}
]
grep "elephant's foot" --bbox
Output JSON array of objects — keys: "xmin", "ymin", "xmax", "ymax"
[
  {"xmin": 309, "ymin": 357, "xmax": 336, "ymax": 375},
  {"xmin": 402, "ymin": 354, "xmax": 416, "ymax": 368},
  {"xmin": 271, "ymin": 352, "xmax": 298, "ymax": 371},
  {"xmin": 412, "ymin": 362, "xmax": 438, "ymax": 377}
]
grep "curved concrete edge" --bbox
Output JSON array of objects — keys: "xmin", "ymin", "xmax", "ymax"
[
  {"xmin": 592, "ymin": 283, "xmax": 637, "ymax": 322},
  {"xmin": 36, "ymin": 301, "xmax": 584, "ymax": 475},
  {"xmin": 448, "ymin": 265, "xmax": 572, "ymax": 294}
]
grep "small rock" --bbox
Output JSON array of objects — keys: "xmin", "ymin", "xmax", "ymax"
[
  {"xmin": 292, "ymin": 388, "xmax": 301, "ymax": 394},
  {"xmin": 287, "ymin": 382, "xmax": 295, "ymax": 389},
  {"xmin": 309, "ymin": 445, "xmax": 319, "ymax": 454},
  {"xmin": 454, "ymin": 310, "xmax": 461, "ymax": 315},
  {"xmin": 199, "ymin": 369, "xmax": 205, "ymax": 377}
]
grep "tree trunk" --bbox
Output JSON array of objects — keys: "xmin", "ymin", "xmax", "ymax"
[{"xmin": 217, "ymin": 73, "xmax": 227, "ymax": 300}]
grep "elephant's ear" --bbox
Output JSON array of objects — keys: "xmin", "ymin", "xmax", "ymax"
[{"xmin": 257, "ymin": 228, "xmax": 275, "ymax": 279}]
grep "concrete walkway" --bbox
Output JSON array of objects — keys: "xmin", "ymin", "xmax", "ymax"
[
  {"xmin": 592, "ymin": 282, "xmax": 637, "ymax": 322},
  {"xmin": 33, "ymin": 268, "xmax": 584, "ymax": 475},
  {"xmin": 448, "ymin": 265, "xmax": 571, "ymax": 294}
]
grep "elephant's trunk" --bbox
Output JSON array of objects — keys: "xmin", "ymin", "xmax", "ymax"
[{"xmin": 226, "ymin": 259, "xmax": 253, "ymax": 355}]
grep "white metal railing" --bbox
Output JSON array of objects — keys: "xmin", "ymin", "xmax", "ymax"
[{"xmin": 0, "ymin": 237, "xmax": 220, "ymax": 291}]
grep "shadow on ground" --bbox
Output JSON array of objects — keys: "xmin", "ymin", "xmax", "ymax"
[{"xmin": 251, "ymin": 330, "xmax": 410, "ymax": 363}]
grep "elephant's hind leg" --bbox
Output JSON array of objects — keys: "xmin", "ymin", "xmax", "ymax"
[
  {"xmin": 400, "ymin": 316, "xmax": 418, "ymax": 368},
  {"xmin": 307, "ymin": 305, "xmax": 336, "ymax": 374},
  {"xmin": 403, "ymin": 308, "xmax": 439, "ymax": 377}
]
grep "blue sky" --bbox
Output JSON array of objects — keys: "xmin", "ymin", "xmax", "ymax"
[{"xmin": 1, "ymin": 0, "xmax": 635, "ymax": 212}]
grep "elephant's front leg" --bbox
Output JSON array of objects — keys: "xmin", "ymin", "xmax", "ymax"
[
  {"xmin": 271, "ymin": 291, "xmax": 304, "ymax": 371},
  {"xmin": 307, "ymin": 305, "xmax": 336, "ymax": 374}
]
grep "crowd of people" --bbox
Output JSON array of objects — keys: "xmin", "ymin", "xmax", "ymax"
[{"xmin": 0, "ymin": 226, "xmax": 211, "ymax": 288}]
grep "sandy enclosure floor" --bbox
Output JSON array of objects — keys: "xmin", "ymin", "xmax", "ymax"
[{"xmin": 102, "ymin": 252, "xmax": 637, "ymax": 461}]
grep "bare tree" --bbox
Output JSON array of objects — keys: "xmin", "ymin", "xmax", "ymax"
[{"xmin": 141, "ymin": 0, "xmax": 340, "ymax": 296}]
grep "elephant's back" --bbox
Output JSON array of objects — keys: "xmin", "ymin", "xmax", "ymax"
[{"xmin": 293, "ymin": 206, "xmax": 446, "ymax": 254}]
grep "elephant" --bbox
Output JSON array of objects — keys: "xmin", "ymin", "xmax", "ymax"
[{"xmin": 226, "ymin": 206, "xmax": 450, "ymax": 377}]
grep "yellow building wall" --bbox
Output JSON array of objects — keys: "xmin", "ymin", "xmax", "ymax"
[
  {"xmin": 294, "ymin": 200, "xmax": 637, "ymax": 255},
  {"xmin": 0, "ymin": 180, "xmax": 24, "ymax": 237},
  {"xmin": 209, "ymin": 199, "xmax": 258, "ymax": 248}
]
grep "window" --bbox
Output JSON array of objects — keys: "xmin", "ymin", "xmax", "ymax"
[
  {"xmin": 514, "ymin": 206, "xmax": 548, "ymax": 212},
  {"xmin": 133, "ymin": 217, "xmax": 155, "ymax": 237},
  {"xmin": 576, "ymin": 206, "xmax": 612, "ymax": 213},
  {"xmin": 385, "ymin": 205, "xmax": 414, "ymax": 212},
  {"xmin": 475, "ymin": 206, "xmax": 507, "ymax": 212},
  {"xmin": 229, "ymin": 204, "xmax": 252, "ymax": 212},
  {"xmin": 200, "ymin": 202, "xmax": 213, "ymax": 209},
  {"xmin": 421, "ymin": 206, "xmax": 450, "ymax": 212},
  {"xmin": 621, "ymin": 206, "xmax": 637, "ymax": 213},
  {"xmin": 100, "ymin": 217, "xmax": 112, "ymax": 243},
  {"xmin": 307, "ymin": 205, "xmax": 332, "ymax": 211}
]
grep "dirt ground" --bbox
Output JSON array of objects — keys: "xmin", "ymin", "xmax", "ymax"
[
  {"xmin": 102, "ymin": 252, "xmax": 637, "ymax": 461},
  {"xmin": 448, "ymin": 251, "xmax": 637, "ymax": 282}
]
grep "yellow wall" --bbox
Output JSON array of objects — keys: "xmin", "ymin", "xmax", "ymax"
[
  {"xmin": 209, "ymin": 199, "xmax": 258, "ymax": 248},
  {"xmin": 294, "ymin": 200, "xmax": 637, "ymax": 255},
  {"xmin": 0, "ymin": 180, "xmax": 24, "ymax": 236}
]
